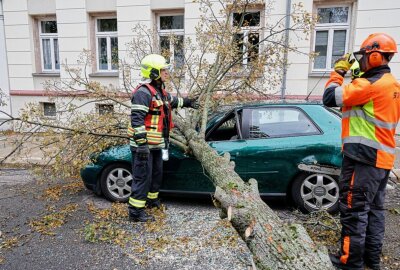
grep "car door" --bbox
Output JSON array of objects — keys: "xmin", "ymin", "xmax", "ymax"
[
  {"xmin": 241, "ymin": 106, "xmax": 323, "ymax": 195},
  {"xmin": 206, "ymin": 109, "xmax": 248, "ymax": 179}
]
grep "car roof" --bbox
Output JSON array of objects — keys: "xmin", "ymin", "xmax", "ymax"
[
  {"xmin": 213, "ymin": 99, "xmax": 323, "ymax": 113},
  {"xmin": 207, "ymin": 99, "xmax": 324, "ymax": 128}
]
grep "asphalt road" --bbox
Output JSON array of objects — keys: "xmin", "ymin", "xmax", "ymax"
[
  {"xmin": 0, "ymin": 169, "xmax": 255, "ymax": 270},
  {"xmin": 1, "ymin": 135, "xmax": 400, "ymax": 269}
]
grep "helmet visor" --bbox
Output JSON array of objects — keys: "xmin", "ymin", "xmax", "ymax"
[
  {"xmin": 161, "ymin": 64, "xmax": 172, "ymax": 71},
  {"xmin": 353, "ymin": 51, "xmax": 366, "ymax": 62}
]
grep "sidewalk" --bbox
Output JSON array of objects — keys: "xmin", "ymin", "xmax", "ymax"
[{"xmin": 0, "ymin": 134, "xmax": 52, "ymax": 165}]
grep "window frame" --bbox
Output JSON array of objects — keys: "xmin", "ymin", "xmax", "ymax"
[
  {"xmin": 312, "ymin": 4, "xmax": 351, "ymax": 72},
  {"xmin": 97, "ymin": 103, "xmax": 114, "ymax": 115},
  {"xmin": 39, "ymin": 20, "xmax": 59, "ymax": 73},
  {"xmin": 231, "ymin": 9, "xmax": 263, "ymax": 65},
  {"xmin": 95, "ymin": 17, "xmax": 118, "ymax": 72},
  {"xmin": 41, "ymin": 102, "xmax": 57, "ymax": 117},
  {"xmin": 157, "ymin": 12, "xmax": 185, "ymax": 67}
]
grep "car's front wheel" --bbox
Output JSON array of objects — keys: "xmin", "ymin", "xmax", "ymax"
[
  {"xmin": 100, "ymin": 163, "xmax": 133, "ymax": 202},
  {"xmin": 291, "ymin": 172, "xmax": 339, "ymax": 214}
]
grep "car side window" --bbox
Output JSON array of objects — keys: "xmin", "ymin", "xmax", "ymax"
[
  {"xmin": 249, "ymin": 107, "xmax": 320, "ymax": 138},
  {"xmin": 206, "ymin": 112, "xmax": 241, "ymax": 141}
]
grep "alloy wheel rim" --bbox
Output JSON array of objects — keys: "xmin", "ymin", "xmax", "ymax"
[
  {"xmin": 106, "ymin": 168, "xmax": 132, "ymax": 199},
  {"xmin": 300, "ymin": 174, "xmax": 339, "ymax": 211}
]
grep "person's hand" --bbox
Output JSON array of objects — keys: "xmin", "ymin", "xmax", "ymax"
[
  {"xmin": 334, "ymin": 53, "xmax": 353, "ymax": 76},
  {"xmin": 188, "ymin": 98, "xmax": 199, "ymax": 109},
  {"xmin": 136, "ymin": 144, "xmax": 150, "ymax": 160}
]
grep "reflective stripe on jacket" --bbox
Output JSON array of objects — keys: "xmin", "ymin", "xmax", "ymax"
[{"xmin": 323, "ymin": 66, "xmax": 400, "ymax": 169}]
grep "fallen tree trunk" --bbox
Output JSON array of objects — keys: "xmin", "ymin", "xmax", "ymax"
[{"xmin": 175, "ymin": 118, "xmax": 333, "ymax": 270}]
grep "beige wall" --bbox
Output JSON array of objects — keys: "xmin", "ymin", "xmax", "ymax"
[{"xmin": 3, "ymin": 0, "xmax": 400, "ymax": 119}]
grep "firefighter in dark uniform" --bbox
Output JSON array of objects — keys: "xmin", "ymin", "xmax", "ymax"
[
  {"xmin": 323, "ymin": 33, "xmax": 399, "ymax": 270},
  {"xmin": 127, "ymin": 54, "xmax": 198, "ymax": 222}
]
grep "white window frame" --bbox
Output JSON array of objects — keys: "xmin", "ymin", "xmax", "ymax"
[
  {"xmin": 157, "ymin": 13, "xmax": 185, "ymax": 66},
  {"xmin": 312, "ymin": 4, "xmax": 351, "ymax": 72},
  {"xmin": 232, "ymin": 10, "xmax": 262, "ymax": 65},
  {"xmin": 39, "ymin": 20, "xmax": 59, "ymax": 72},
  {"xmin": 95, "ymin": 17, "xmax": 118, "ymax": 72}
]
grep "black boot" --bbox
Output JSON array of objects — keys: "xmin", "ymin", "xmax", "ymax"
[
  {"xmin": 365, "ymin": 262, "xmax": 380, "ymax": 270},
  {"xmin": 329, "ymin": 254, "xmax": 363, "ymax": 270},
  {"xmin": 146, "ymin": 198, "xmax": 162, "ymax": 209},
  {"xmin": 128, "ymin": 207, "xmax": 155, "ymax": 222}
]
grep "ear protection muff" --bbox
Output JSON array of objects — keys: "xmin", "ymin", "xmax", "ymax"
[
  {"xmin": 149, "ymin": 68, "xmax": 160, "ymax": 80},
  {"xmin": 368, "ymin": 52, "xmax": 383, "ymax": 68}
]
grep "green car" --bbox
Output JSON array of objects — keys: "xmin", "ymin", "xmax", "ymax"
[{"xmin": 81, "ymin": 101, "xmax": 343, "ymax": 213}]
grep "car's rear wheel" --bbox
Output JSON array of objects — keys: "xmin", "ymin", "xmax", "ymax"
[
  {"xmin": 100, "ymin": 163, "xmax": 133, "ymax": 202},
  {"xmin": 291, "ymin": 172, "xmax": 339, "ymax": 214}
]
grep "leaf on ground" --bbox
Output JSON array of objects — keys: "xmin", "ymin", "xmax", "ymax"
[
  {"xmin": 0, "ymin": 236, "xmax": 19, "ymax": 249},
  {"xmin": 388, "ymin": 208, "xmax": 400, "ymax": 215},
  {"xmin": 84, "ymin": 221, "xmax": 131, "ymax": 247},
  {"xmin": 42, "ymin": 181, "xmax": 84, "ymax": 201},
  {"xmin": 29, "ymin": 203, "xmax": 78, "ymax": 235}
]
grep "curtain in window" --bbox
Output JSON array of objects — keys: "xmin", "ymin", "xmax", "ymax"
[
  {"xmin": 42, "ymin": 39, "xmax": 52, "ymax": 70},
  {"xmin": 98, "ymin": 38, "xmax": 108, "ymax": 70},
  {"xmin": 331, "ymin": 30, "xmax": 346, "ymax": 67},
  {"xmin": 314, "ymin": 31, "xmax": 328, "ymax": 69}
]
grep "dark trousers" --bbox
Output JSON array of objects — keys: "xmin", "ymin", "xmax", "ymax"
[
  {"xmin": 128, "ymin": 147, "xmax": 163, "ymax": 209},
  {"xmin": 338, "ymin": 155, "xmax": 389, "ymax": 268}
]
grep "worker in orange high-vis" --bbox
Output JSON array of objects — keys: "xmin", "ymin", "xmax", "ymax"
[
  {"xmin": 323, "ymin": 33, "xmax": 400, "ymax": 270},
  {"xmin": 127, "ymin": 54, "xmax": 198, "ymax": 222}
]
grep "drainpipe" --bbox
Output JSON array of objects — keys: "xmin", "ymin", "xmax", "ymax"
[{"xmin": 280, "ymin": 0, "xmax": 291, "ymax": 99}]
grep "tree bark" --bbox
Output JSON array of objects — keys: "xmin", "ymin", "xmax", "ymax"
[{"xmin": 174, "ymin": 119, "xmax": 333, "ymax": 270}]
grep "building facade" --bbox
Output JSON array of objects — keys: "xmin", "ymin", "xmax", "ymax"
[
  {"xmin": 1, "ymin": 0, "xmax": 400, "ymax": 123},
  {"xmin": 0, "ymin": 0, "xmax": 12, "ymax": 130}
]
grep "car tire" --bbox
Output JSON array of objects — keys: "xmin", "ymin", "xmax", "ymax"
[
  {"xmin": 291, "ymin": 172, "xmax": 339, "ymax": 214},
  {"xmin": 100, "ymin": 163, "xmax": 133, "ymax": 202}
]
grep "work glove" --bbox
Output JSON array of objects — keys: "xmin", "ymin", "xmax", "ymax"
[
  {"xmin": 190, "ymin": 99, "xmax": 200, "ymax": 109},
  {"xmin": 136, "ymin": 144, "xmax": 150, "ymax": 160},
  {"xmin": 184, "ymin": 98, "xmax": 200, "ymax": 109},
  {"xmin": 334, "ymin": 53, "xmax": 353, "ymax": 76}
]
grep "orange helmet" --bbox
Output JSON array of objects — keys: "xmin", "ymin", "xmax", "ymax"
[{"xmin": 359, "ymin": 33, "xmax": 397, "ymax": 53}]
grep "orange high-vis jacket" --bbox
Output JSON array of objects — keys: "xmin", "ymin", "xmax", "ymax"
[{"xmin": 323, "ymin": 65, "xmax": 400, "ymax": 169}]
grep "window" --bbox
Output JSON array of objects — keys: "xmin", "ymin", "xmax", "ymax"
[
  {"xmin": 206, "ymin": 112, "xmax": 242, "ymax": 141},
  {"xmin": 39, "ymin": 20, "xmax": 60, "ymax": 72},
  {"xmin": 313, "ymin": 6, "xmax": 350, "ymax": 71},
  {"xmin": 97, "ymin": 104, "xmax": 114, "ymax": 115},
  {"xmin": 232, "ymin": 11, "xmax": 261, "ymax": 65},
  {"xmin": 248, "ymin": 107, "xmax": 319, "ymax": 138},
  {"xmin": 41, "ymin": 102, "xmax": 56, "ymax": 117},
  {"xmin": 96, "ymin": 18, "xmax": 118, "ymax": 71},
  {"xmin": 158, "ymin": 14, "xmax": 184, "ymax": 68}
]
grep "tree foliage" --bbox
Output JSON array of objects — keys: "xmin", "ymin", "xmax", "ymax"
[{"xmin": 0, "ymin": 1, "xmax": 333, "ymax": 269}]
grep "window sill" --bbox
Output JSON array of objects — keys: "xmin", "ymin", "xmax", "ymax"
[
  {"xmin": 32, "ymin": 72, "xmax": 60, "ymax": 77},
  {"xmin": 308, "ymin": 71, "xmax": 351, "ymax": 78},
  {"xmin": 41, "ymin": 115, "xmax": 57, "ymax": 119},
  {"xmin": 89, "ymin": 72, "xmax": 119, "ymax": 77}
]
